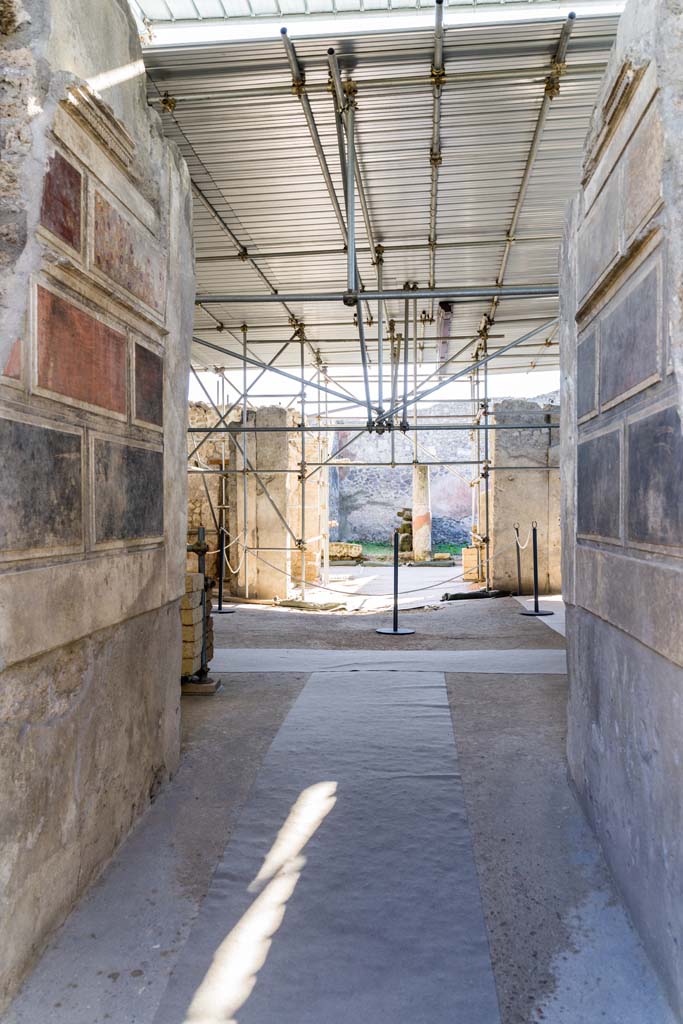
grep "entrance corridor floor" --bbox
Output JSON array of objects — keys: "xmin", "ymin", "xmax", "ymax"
[{"xmin": 3, "ymin": 599, "xmax": 676, "ymax": 1024}]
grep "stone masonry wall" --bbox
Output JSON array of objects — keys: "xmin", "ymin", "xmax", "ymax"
[
  {"xmin": 0, "ymin": 0, "xmax": 193, "ymax": 1007},
  {"xmin": 490, "ymin": 399, "xmax": 561, "ymax": 593},
  {"xmin": 560, "ymin": 0, "xmax": 683, "ymax": 1012}
]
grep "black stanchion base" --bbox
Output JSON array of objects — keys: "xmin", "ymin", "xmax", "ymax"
[
  {"xmin": 376, "ymin": 627, "xmax": 416, "ymax": 635},
  {"xmin": 520, "ymin": 609, "xmax": 554, "ymax": 617},
  {"xmin": 214, "ymin": 607, "xmax": 237, "ymax": 614}
]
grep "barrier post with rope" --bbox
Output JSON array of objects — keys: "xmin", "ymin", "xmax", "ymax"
[
  {"xmin": 520, "ymin": 521, "xmax": 554, "ymax": 617},
  {"xmin": 514, "ymin": 523, "xmax": 523, "ymax": 597},
  {"xmin": 376, "ymin": 530, "xmax": 416, "ymax": 636}
]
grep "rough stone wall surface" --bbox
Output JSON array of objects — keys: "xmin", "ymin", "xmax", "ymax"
[
  {"xmin": 226, "ymin": 407, "xmax": 327, "ymax": 599},
  {"xmin": 330, "ymin": 401, "xmax": 475, "ymax": 545},
  {"xmin": 490, "ymin": 399, "xmax": 561, "ymax": 592},
  {"xmin": 561, "ymin": 0, "xmax": 683, "ymax": 1013},
  {"xmin": 187, "ymin": 402, "xmax": 241, "ymax": 581},
  {"xmin": 0, "ymin": 0, "xmax": 193, "ymax": 1008},
  {"xmin": 330, "ymin": 395, "xmax": 559, "ymax": 546}
]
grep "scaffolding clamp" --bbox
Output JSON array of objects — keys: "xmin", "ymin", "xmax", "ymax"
[
  {"xmin": 160, "ymin": 91, "xmax": 176, "ymax": 113},
  {"xmin": 545, "ymin": 59, "xmax": 567, "ymax": 98},
  {"xmin": 429, "ymin": 148, "xmax": 442, "ymax": 168},
  {"xmin": 343, "ymin": 79, "xmax": 358, "ymax": 107},
  {"xmin": 290, "ymin": 73, "xmax": 306, "ymax": 97},
  {"xmin": 430, "ymin": 65, "xmax": 447, "ymax": 89}
]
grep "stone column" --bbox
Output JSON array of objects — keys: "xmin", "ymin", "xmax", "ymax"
[
  {"xmin": 561, "ymin": 0, "xmax": 683, "ymax": 1013},
  {"xmin": 412, "ymin": 464, "xmax": 432, "ymax": 561}
]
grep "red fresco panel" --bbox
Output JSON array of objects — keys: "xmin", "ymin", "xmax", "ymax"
[
  {"xmin": 2, "ymin": 339, "xmax": 21, "ymax": 380},
  {"xmin": 93, "ymin": 192, "xmax": 166, "ymax": 314},
  {"xmin": 37, "ymin": 286, "xmax": 127, "ymax": 415},
  {"xmin": 134, "ymin": 343, "xmax": 163, "ymax": 425},
  {"xmin": 40, "ymin": 151, "xmax": 82, "ymax": 251}
]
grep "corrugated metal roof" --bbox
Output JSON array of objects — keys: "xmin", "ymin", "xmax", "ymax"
[{"xmin": 143, "ymin": 13, "xmax": 618, "ymax": 381}]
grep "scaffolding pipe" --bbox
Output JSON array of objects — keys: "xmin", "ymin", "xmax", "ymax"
[
  {"xmin": 356, "ymin": 301, "xmax": 374, "ymax": 427},
  {"xmin": 377, "ymin": 317, "xmax": 558, "ymax": 422},
  {"xmin": 195, "ymin": 285, "xmax": 558, "ymax": 304},
  {"xmin": 300, "ymin": 339, "xmax": 306, "ymax": 598},
  {"xmin": 149, "ymin": 60, "xmax": 607, "ymax": 104},
  {"xmin": 281, "ymin": 29, "xmax": 347, "ymax": 243},
  {"xmin": 188, "ymin": 341, "xmax": 290, "ymax": 460},
  {"xmin": 195, "ymin": 234, "xmax": 560, "ymax": 264},
  {"xmin": 486, "ymin": 12, "xmax": 576, "ymax": 328},
  {"xmin": 428, "ymin": 0, "xmax": 445, "ymax": 307},
  {"xmin": 188, "ymin": 422, "xmax": 558, "ymax": 434},
  {"xmin": 190, "ymin": 463, "xmax": 560, "ymax": 473},
  {"xmin": 377, "ymin": 249, "xmax": 385, "ymax": 412},
  {"xmin": 402, "ymin": 299, "xmax": 410, "ymax": 427},
  {"xmin": 192, "ymin": 335, "xmax": 382, "ymax": 413},
  {"xmin": 241, "ymin": 325, "xmax": 249, "ymax": 598},
  {"xmin": 345, "ymin": 99, "xmax": 356, "ymax": 295}
]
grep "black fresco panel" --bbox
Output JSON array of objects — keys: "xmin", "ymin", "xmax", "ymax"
[
  {"xmin": 577, "ymin": 431, "xmax": 621, "ymax": 539},
  {"xmin": 628, "ymin": 406, "xmax": 683, "ymax": 547},
  {"xmin": 0, "ymin": 418, "xmax": 82, "ymax": 553},
  {"xmin": 94, "ymin": 439, "xmax": 163, "ymax": 542}
]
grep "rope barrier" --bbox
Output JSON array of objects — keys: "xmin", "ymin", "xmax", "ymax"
[{"xmin": 222, "ymin": 533, "xmax": 523, "ymax": 600}]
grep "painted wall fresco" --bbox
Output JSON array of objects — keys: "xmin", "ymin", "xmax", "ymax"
[
  {"xmin": 94, "ymin": 439, "xmax": 163, "ymax": 542},
  {"xmin": 37, "ymin": 286, "xmax": 126, "ymax": 414},
  {"xmin": 40, "ymin": 151, "xmax": 81, "ymax": 251},
  {"xmin": 93, "ymin": 192, "xmax": 166, "ymax": 314},
  {"xmin": 0, "ymin": 418, "xmax": 82, "ymax": 553}
]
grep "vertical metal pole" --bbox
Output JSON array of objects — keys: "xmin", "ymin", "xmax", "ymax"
[
  {"xmin": 514, "ymin": 523, "xmax": 523, "ymax": 597},
  {"xmin": 377, "ymin": 247, "xmax": 384, "ymax": 413},
  {"xmin": 217, "ymin": 374, "xmax": 226, "ymax": 611},
  {"xmin": 345, "ymin": 101, "xmax": 356, "ymax": 295},
  {"xmin": 483, "ymin": 353, "xmax": 491, "ymax": 591},
  {"xmin": 413, "ymin": 297, "xmax": 418, "ymax": 460},
  {"xmin": 198, "ymin": 526, "xmax": 208, "ymax": 676},
  {"xmin": 300, "ymin": 339, "xmax": 306, "ymax": 599},
  {"xmin": 376, "ymin": 529, "xmax": 415, "ymax": 635},
  {"xmin": 402, "ymin": 298, "xmax": 410, "ymax": 428},
  {"xmin": 392, "ymin": 530, "xmax": 399, "ymax": 632},
  {"xmin": 520, "ymin": 520, "xmax": 553, "ymax": 616},
  {"xmin": 241, "ymin": 324, "xmax": 249, "ymax": 599},
  {"xmin": 532, "ymin": 523, "xmax": 540, "ymax": 612}
]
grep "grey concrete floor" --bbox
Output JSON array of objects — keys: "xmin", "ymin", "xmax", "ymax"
[{"xmin": 3, "ymin": 598, "xmax": 676, "ymax": 1024}]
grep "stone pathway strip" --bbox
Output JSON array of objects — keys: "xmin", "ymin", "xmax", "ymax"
[
  {"xmin": 211, "ymin": 647, "xmax": 567, "ymax": 675},
  {"xmin": 153, "ymin": 668, "xmax": 501, "ymax": 1024}
]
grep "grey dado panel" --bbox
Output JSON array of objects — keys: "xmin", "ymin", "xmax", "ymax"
[
  {"xmin": 628, "ymin": 406, "xmax": 683, "ymax": 547},
  {"xmin": 600, "ymin": 262, "xmax": 659, "ymax": 408},
  {"xmin": 0, "ymin": 417, "xmax": 82, "ymax": 554},
  {"xmin": 577, "ymin": 431, "xmax": 621, "ymax": 539},
  {"xmin": 577, "ymin": 332, "xmax": 597, "ymax": 419},
  {"xmin": 94, "ymin": 439, "xmax": 163, "ymax": 543}
]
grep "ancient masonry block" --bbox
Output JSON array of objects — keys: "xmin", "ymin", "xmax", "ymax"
[{"xmin": 180, "ymin": 574, "xmax": 214, "ymax": 677}]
